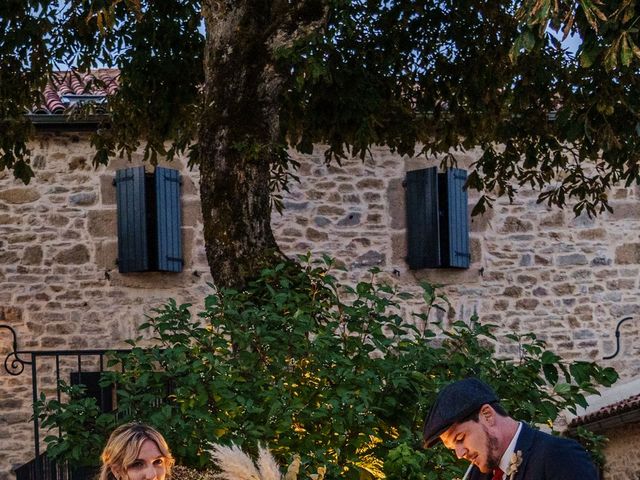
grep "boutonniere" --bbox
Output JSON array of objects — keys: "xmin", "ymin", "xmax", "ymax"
[{"xmin": 506, "ymin": 450, "xmax": 523, "ymax": 479}]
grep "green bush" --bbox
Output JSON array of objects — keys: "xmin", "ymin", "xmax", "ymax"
[{"xmin": 38, "ymin": 256, "xmax": 618, "ymax": 479}]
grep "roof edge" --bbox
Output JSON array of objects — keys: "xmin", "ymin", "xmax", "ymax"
[
  {"xmin": 27, "ymin": 113, "xmax": 110, "ymax": 131},
  {"xmin": 568, "ymin": 408, "xmax": 640, "ymax": 434}
]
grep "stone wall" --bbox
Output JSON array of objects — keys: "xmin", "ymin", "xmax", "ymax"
[
  {"xmin": 0, "ymin": 132, "xmax": 212, "ymax": 480},
  {"xmin": 602, "ymin": 421, "xmax": 640, "ymax": 480},
  {"xmin": 1, "ymin": 131, "xmax": 639, "ymax": 479}
]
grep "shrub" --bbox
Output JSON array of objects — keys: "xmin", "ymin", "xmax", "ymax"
[{"xmin": 38, "ymin": 256, "xmax": 618, "ymax": 479}]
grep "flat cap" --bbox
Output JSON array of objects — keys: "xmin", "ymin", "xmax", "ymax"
[{"xmin": 422, "ymin": 378, "xmax": 498, "ymax": 448}]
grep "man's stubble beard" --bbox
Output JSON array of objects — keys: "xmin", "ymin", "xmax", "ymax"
[{"xmin": 482, "ymin": 424, "xmax": 502, "ymax": 473}]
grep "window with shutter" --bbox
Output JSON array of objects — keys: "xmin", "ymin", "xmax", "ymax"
[
  {"xmin": 115, "ymin": 167, "xmax": 149, "ymax": 273},
  {"xmin": 405, "ymin": 167, "xmax": 470, "ymax": 269},
  {"xmin": 155, "ymin": 167, "xmax": 183, "ymax": 272},
  {"xmin": 114, "ymin": 166, "xmax": 183, "ymax": 273},
  {"xmin": 445, "ymin": 169, "xmax": 470, "ymax": 268},
  {"xmin": 406, "ymin": 167, "xmax": 440, "ymax": 269}
]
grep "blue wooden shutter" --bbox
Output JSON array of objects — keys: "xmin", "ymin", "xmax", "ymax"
[
  {"xmin": 154, "ymin": 167, "xmax": 182, "ymax": 272},
  {"xmin": 445, "ymin": 168, "xmax": 470, "ymax": 268},
  {"xmin": 405, "ymin": 167, "xmax": 440, "ymax": 269},
  {"xmin": 115, "ymin": 166, "xmax": 148, "ymax": 273}
]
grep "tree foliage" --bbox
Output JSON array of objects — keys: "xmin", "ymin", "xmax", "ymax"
[
  {"xmin": 38, "ymin": 258, "xmax": 618, "ymax": 479},
  {"xmin": 2, "ymin": 1, "xmax": 640, "ymax": 212},
  {"xmin": 0, "ymin": 0, "xmax": 204, "ymax": 169},
  {"xmin": 280, "ymin": 0, "xmax": 640, "ymax": 218}
]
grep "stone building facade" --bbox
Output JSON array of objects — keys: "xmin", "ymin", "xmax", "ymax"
[
  {"xmin": 1, "ymin": 130, "xmax": 639, "ymax": 479},
  {"xmin": 568, "ymin": 380, "xmax": 640, "ymax": 479},
  {"xmin": 604, "ymin": 422, "xmax": 640, "ymax": 480}
]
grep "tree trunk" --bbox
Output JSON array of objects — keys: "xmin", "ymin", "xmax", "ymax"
[
  {"xmin": 198, "ymin": 2, "xmax": 278, "ymax": 289},
  {"xmin": 198, "ymin": 1, "xmax": 327, "ymax": 289}
]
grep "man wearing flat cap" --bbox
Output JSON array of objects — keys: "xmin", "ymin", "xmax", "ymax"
[{"xmin": 423, "ymin": 378, "xmax": 598, "ymax": 480}]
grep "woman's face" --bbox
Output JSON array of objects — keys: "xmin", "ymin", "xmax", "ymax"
[{"xmin": 123, "ymin": 439, "xmax": 167, "ymax": 480}]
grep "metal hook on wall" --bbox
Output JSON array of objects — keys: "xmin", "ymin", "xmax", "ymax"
[
  {"xmin": 0, "ymin": 324, "xmax": 32, "ymax": 375},
  {"xmin": 603, "ymin": 317, "xmax": 636, "ymax": 360}
]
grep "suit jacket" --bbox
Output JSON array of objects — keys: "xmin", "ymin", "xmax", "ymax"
[{"xmin": 468, "ymin": 423, "xmax": 599, "ymax": 480}]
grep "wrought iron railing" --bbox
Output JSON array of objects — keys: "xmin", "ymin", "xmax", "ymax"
[
  {"xmin": 13, "ymin": 452, "xmax": 98, "ymax": 480},
  {"xmin": 1, "ymin": 324, "xmax": 130, "ymax": 480}
]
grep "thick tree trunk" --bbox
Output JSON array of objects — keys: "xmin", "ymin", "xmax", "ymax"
[
  {"xmin": 198, "ymin": 1, "xmax": 326, "ymax": 289},
  {"xmin": 198, "ymin": 2, "xmax": 282, "ymax": 289},
  {"xmin": 198, "ymin": 1, "xmax": 327, "ymax": 289}
]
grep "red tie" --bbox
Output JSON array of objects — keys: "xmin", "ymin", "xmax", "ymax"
[{"xmin": 492, "ymin": 468, "xmax": 504, "ymax": 480}]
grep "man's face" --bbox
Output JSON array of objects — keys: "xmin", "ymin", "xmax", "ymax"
[{"xmin": 439, "ymin": 418, "xmax": 501, "ymax": 473}]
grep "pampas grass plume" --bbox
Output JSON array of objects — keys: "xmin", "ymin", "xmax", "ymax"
[
  {"xmin": 208, "ymin": 443, "xmax": 287, "ymax": 480},
  {"xmin": 256, "ymin": 445, "xmax": 283, "ymax": 480},
  {"xmin": 208, "ymin": 443, "xmax": 261, "ymax": 480}
]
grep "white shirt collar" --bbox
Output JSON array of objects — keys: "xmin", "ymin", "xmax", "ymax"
[{"xmin": 498, "ymin": 422, "xmax": 523, "ymax": 473}]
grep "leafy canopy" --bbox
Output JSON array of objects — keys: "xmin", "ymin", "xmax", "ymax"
[
  {"xmin": 3, "ymin": 1, "xmax": 640, "ymax": 215},
  {"xmin": 38, "ymin": 257, "xmax": 618, "ymax": 479}
]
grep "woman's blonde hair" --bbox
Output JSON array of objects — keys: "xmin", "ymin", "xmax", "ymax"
[{"xmin": 99, "ymin": 423, "xmax": 175, "ymax": 480}]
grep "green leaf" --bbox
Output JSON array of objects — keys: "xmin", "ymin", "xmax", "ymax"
[
  {"xmin": 541, "ymin": 351, "xmax": 559, "ymax": 364},
  {"xmin": 542, "ymin": 364, "xmax": 558, "ymax": 385},
  {"xmin": 621, "ymin": 34, "xmax": 633, "ymax": 67},
  {"xmin": 579, "ymin": 46, "xmax": 600, "ymax": 68}
]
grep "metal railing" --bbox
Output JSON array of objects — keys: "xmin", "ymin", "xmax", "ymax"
[
  {"xmin": 13, "ymin": 453, "xmax": 98, "ymax": 480},
  {"xmin": 1, "ymin": 324, "xmax": 130, "ymax": 480}
]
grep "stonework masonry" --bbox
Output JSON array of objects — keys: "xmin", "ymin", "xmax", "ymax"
[
  {"xmin": 0, "ymin": 132, "xmax": 639, "ymax": 479},
  {"xmin": 602, "ymin": 422, "xmax": 640, "ymax": 480}
]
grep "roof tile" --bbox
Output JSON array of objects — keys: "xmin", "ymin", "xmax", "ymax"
[
  {"xmin": 31, "ymin": 69, "xmax": 120, "ymax": 115},
  {"xmin": 569, "ymin": 393, "xmax": 640, "ymax": 427}
]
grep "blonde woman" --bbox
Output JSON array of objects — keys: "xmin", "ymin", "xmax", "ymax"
[{"xmin": 99, "ymin": 423, "xmax": 175, "ymax": 480}]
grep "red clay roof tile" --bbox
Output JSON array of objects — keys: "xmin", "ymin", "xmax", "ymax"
[
  {"xmin": 31, "ymin": 69, "xmax": 120, "ymax": 115},
  {"xmin": 569, "ymin": 393, "xmax": 640, "ymax": 427}
]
